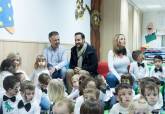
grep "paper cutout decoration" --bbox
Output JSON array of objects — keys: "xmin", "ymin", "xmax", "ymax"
[
  {"xmin": 145, "ymin": 32, "xmax": 156, "ymax": 43},
  {"xmin": 0, "ymin": 0, "xmax": 15, "ymax": 34},
  {"xmin": 145, "ymin": 22, "xmax": 156, "ymax": 43}
]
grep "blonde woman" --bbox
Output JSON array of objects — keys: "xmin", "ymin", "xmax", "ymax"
[{"xmin": 106, "ymin": 34, "xmax": 132, "ymax": 87}]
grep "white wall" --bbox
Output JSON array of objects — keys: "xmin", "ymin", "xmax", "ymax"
[{"xmin": 0, "ymin": 0, "xmax": 91, "ymax": 44}]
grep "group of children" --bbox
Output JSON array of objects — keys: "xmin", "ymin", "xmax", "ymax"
[
  {"xmin": 0, "ymin": 49, "xmax": 165, "ymax": 114},
  {"xmin": 109, "ymin": 50, "xmax": 165, "ymax": 114}
]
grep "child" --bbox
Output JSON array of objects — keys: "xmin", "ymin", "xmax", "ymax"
[
  {"xmin": 129, "ymin": 50, "xmax": 149, "ymax": 81},
  {"xmin": 120, "ymin": 73, "xmax": 134, "ymax": 87},
  {"xmin": 110, "ymin": 83, "xmax": 133, "ymax": 114},
  {"xmin": 129, "ymin": 98, "xmax": 150, "ymax": 114},
  {"xmin": 0, "ymin": 76, "xmax": 20, "ymax": 114},
  {"xmin": 7, "ymin": 52, "xmax": 28, "ymax": 80},
  {"xmin": 53, "ymin": 98, "xmax": 74, "ymax": 114},
  {"xmin": 141, "ymin": 81, "xmax": 162, "ymax": 113},
  {"xmin": 14, "ymin": 72, "xmax": 27, "ymax": 82},
  {"xmin": 0, "ymin": 59, "xmax": 17, "ymax": 91},
  {"xmin": 30, "ymin": 54, "xmax": 50, "ymax": 86},
  {"xmin": 74, "ymin": 87, "xmax": 100, "ymax": 114},
  {"xmin": 18, "ymin": 80, "xmax": 40, "ymax": 114},
  {"xmin": 150, "ymin": 55, "xmax": 165, "ymax": 82},
  {"xmin": 80, "ymin": 100, "xmax": 104, "ymax": 114},
  {"xmin": 67, "ymin": 74, "xmax": 80, "ymax": 100},
  {"xmin": 48, "ymin": 79, "xmax": 66, "ymax": 114},
  {"xmin": 35, "ymin": 73, "xmax": 51, "ymax": 113}
]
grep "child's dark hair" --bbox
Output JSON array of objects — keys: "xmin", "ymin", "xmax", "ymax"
[
  {"xmin": 14, "ymin": 72, "xmax": 24, "ymax": 82},
  {"xmin": 20, "ymin": 80, "xmax": 35, "ymax": 92},
  {"xmin": 83, "ymin": 88, "xmax": 100, "ymax": 100},
  {"xmin": 79, "ymin": 74, "xmax": 90, "ymax": 95},
  {"xmin": 154, "ymin": 55, "xmax": 163, "ymax": 61},
  {"xmin": 150, "ymin": 77, "xmax": 161, "ymax": 86},
  {"xmin": 0, "ymin": 58, "xmax": 16, "ymax": 73},
  {"xmin": 132, "ymin": 50, "xmax": 143, "ymax": 61},
  {"xmin": 115, "ymin": 83, "xmax": 132, "ymax": 95},
  {"xmin": 38, "ymin": 73, "xmax": 51, "ymax": 85},
  {"xmin": 80, "ymin": 100, "xmax": 104, "ymax": 114},
  {"xmin": 84, "ymin": 77, "xmax": 99, "ymax": 88},
  {"xmin": 121, "ymin": 73, "xmax": 134, "ymax": 86},
  {"xmin": 141, "ymin": 81, "xmax": 159, "ymax": 98},
  {"xmin": 3, "ymin": 75, "xmax": 20, "ymax": 91},
  {"xmin": 95, "ymin": 75, "xmax": 106, "ymax": 93}
]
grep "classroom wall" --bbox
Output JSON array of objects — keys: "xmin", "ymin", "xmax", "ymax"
[
  {"xmin": 0, "ymin": 0, "xmax": 91, "ymax": 75},
  {"xmin": 0, "ymin": 0, "xmax": 91, "ymax": 44},
  {"xmin": 100, "ymin": 0, "xmax": 142, "ymax": 61},
  {"xmin": 0, "ymin": 40, "xmax": 73, "ymax": 76}
]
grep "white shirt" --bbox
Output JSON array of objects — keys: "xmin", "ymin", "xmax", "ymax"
[
  {"xmin": 150, "ymin": 66, "xmax": 165, "ymax": 81},
  {"xmin": 108, "ymin": 50, "xmax": 131, "ymax": 81},
  {"xmin": 134, "ymin": 93, "xmax": 163, "ymax": 111},
  {"xmin": 17, "ymin": 99, "xmax": 40, "ymax": 114},
  {"xmin": 109, "ymin": 103, "xmax": 129, "ymax": 114},
  {"xmin": 67, "ymin": 88, "xmax": 79, "ymax": 100},
  {"xmin": 34, "ymin": 85, "xmax": 49, "ymax": 105},
  {"xmin": 74, "ymin": 96, "xmax": 84, "ymax": 114},
  {"xmin": 0, "ymin": 92, "xmax": 21, "ymax": 114},
  {"xmin": 30, "ymin": 68, "xmax": 50, "ymax": 86},
  {"xmin": 129, "ymin": 61, "xmax": 149, "ymax": 80}
]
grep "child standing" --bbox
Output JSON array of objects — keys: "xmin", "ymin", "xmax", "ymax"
[
  {"xmin": 110, "ymin": 83, "xmax": 133, "ymax": 114},
  {"xmin": 18, "ymin": 80, "xmax": 40, "ymax": 114},
  {"xmin": 30, "ymin": 54, "xmax": 50, "ymax": 86},
  {"xmin": 0, "ymin": 76, "xmax": 20, "ymax": 114},
  {"xmin": 150, "ymin": 55, "xmax": 165, "ymax": 82},
  {"xmin": 129, "ymin": 50, "xmax": 149, "ymax": 81}
]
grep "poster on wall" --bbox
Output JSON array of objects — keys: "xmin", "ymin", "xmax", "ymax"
[{"xmin": 0, "ymin": 0, "xmax": 14, "ymax": 34}]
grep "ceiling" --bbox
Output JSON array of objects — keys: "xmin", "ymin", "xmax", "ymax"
[{"xmin": 130, "ymin": 0, "xmax": 165, "ymax": 11}]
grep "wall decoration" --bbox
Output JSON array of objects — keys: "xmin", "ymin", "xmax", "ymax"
[
  {"xmin": 0, "ymin": 0, "xmax": 14, "ymax": 34},
  {"xmin": 75, "ymin": 0, "xmax": 86, "ymax": 20},
  {"xmin": 145, "ymin": 22, "xmax": 156, "ymax": 43}
]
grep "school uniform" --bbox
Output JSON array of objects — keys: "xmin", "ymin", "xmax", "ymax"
[
  {"xmin": 129, "ymin": 61, "xmax": 149, "ymax": 80},
  {"xmin": 0, "ymin": 92, "xmax": 21, "ymax": 114},
  {"xmin": 17, "ymin": 99, "xmax": 40, "ymax": 114},
  {"xmin": 109, "ymin": 103, "xmax": 129, "ymax": 114},
  {"xmin": 34, "ymin": 85, "xmax": 50, "ymax": 111},
  {"xmin": 150, "ymin": 66, "xmax": 165, "ymax": 81},
  {"xmin": 67, "ymin": 88, "xmax": 79, "ymax": 100}
]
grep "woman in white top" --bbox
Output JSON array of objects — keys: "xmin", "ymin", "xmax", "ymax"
[{"xmin": 106, "ymin": 34, "xmax": 132, "ymax": 88}]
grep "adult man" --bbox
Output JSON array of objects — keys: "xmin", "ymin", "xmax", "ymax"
[
  {"xmin": 66, "ymin": 32, "xmax": 98, "ymax": 92},
  {"xmin": 44, "ymin": 31, "xmax": 67, "ymax": 79}
]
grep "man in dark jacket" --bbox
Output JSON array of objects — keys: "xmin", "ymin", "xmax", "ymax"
[{"xmin": 66, "ymin": 32, "xmax": 98, "ymax": 92}]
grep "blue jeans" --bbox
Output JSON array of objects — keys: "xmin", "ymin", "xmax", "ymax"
[{"xmin": 106, "ymin": 72, "xmax": 119, "ymax": 88}]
